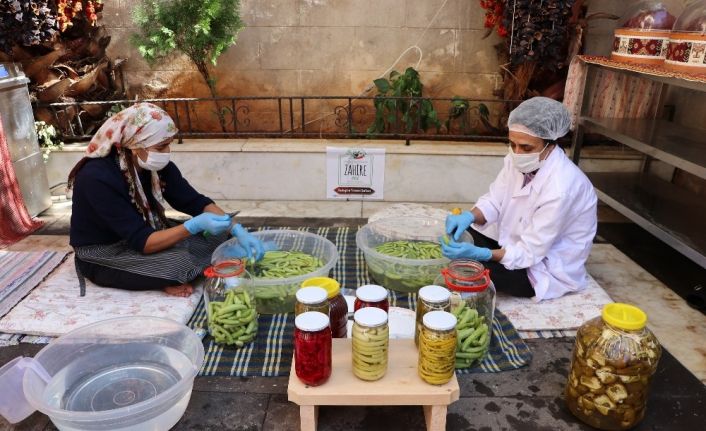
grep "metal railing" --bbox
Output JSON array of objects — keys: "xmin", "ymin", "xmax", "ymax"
[{"xmin": 36, "ymin": 96, "xmax": 522, "ymax": 143}]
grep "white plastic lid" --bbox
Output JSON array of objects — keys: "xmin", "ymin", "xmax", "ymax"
[
  {"xmin": 423, "ymin": 311, "xmax": 457, "ymax": 331},
  {"xmin": 418, "ymin": 285, "xmax": 451, "ymax": 303},
  {"xmin": 356, "ymin": 284, "xmax": 388, "ymax": 302},
  {"xmin": 296, "ymin": 287, "xmax": 328, "ymax": 305},
  {"xmin": 295, "ymin": 311, "xmax": 330, "ymax": 332},
  {"xmin": 354, "ymin": 307, "xmax": 388, "ymax": 327}
]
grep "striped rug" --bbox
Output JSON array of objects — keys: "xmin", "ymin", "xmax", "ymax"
[
  {"xmin": 0, "ymin": 250, "xmax": 68, "ymax": 318},
  {"xmin": 190, "ymin": 226, "xmax": 532, "ymax": 377}
]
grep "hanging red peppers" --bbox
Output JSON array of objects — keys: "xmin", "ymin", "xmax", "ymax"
[
  {"xmin": 479, "ymin": 0, "xmax": 507, "ymax": 38},
  {"xmin": 56, "ymin": 0, "xmax": 104, "ymax": 32}
]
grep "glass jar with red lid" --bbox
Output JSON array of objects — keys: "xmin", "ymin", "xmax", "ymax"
[
  {"xmin": 354, "ymin": 284, "xmax": 389, "ymax": 312},
  {"xmin": 294, "ymin": 311, "xmax": 332, "ymax": 386},
  {"xmin": 301, "ymin": 277, "xmax": 348, "ymax": 338},
  {"xmin": 434, "ymin": 259, "xmax": 495, "ymax": 367},
  {"xmin": 203, "ymin": 259, "xmax": 257, "ymax": 347}
]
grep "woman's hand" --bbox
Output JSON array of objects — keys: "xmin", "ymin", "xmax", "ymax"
[
  {"xmin": 183, "ymin": 212, "xmax": 231, "ymax": 235},
  {"xmin": 441, "ymin": 240, "xmax": 492, "ymax": 261},
  {"xmin": 445, "ymin": 210, "xmax": 475, "ymax": 241},
  {"xmin": 231, "ymin": 224, "xmax": 265, "ymax": 261}
]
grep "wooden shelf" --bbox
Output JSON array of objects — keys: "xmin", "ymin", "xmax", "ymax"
[{"xmin": 288, "ymin": 338, "xmax": 460, "ymax": 431}]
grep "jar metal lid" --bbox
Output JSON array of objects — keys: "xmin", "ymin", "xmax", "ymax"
[
  {"xmin": 356, "ymin": 284, "xmax": 388, "ymax": 302},
  {"xmin": 418, "ymin": 285, "xmax": 451, "ymax": 303},
  {"xmin": 353, "ymin": 307, "xmax": 388, "ymax": 327},
  {"xmin": 296, "ymin": 287, "xmax": 328, "ymax": 305},
  {"xmin": 302, "ymin": 277, "xmax": 340, "ymax": 299},
  {"xmin": 602, "ymin": 303, "xmax": 647, "ymax": 331},
  {"xmin": 423, "ymin": 310, "xmax": 457, "ymax": 331},
  {"xmin": 295, "ymin": 311, "xmax": 330, "ymax": 332}
]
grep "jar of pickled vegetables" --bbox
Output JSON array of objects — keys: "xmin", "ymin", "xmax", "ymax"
[
  {"xmin": 566, "ymin": 303, "xmax": 661, "ymax": 430},
  {"xmin": 204, "ymin": 260, "xmax": 258, "ymax": 347},
  {"xmin": 294, "ymin": 286, "xmax": 330, "ymax": 316},
  {"xmin": 414, "ymin": 285, "xmax": 451, "ymax": 347},
  {"xmin": 302, "ymin": 277, "xmax": 348, "ymax": 338},
  {"xmin": 434, "ymin": 259, "xmax": 495, "ymax": 368},
  {"xmin": 354, "ymin": 284, "xmax": 389, "ymax": 312},
  {"xmin": 352, "ymin": 307, "xmax": 389, "ymax": 381},
  {"xmin": 294, "ymin": 311, "xmax": 332, "ymax": 386},
  {"xmin": 418, "ymin": 310, "xmax": 457, "ymax": 385}
]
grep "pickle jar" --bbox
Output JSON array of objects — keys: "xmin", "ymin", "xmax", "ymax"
[
  {"xmin": 352, "ymin": 307, "xmax": 389, "ymax": 381},
  {"xmin": 203, "ymin": 260, "xmax": 258, "ymax": 347},
  {"xmin": 295, "ymin": 286, "xmax": 330, "ymax": 316},
  {"xmin": 302, "ymin": 277, "xmax": 348, "ymax": 338},
  {"xmin": 418, "ymin": 310, "xmax": 457, "ymax": 385},
  {"xmin": 566, "ymin": 303, "xmax": 661, "ymax": 430},
  {"xmin": 434, "ymin": 259, "xmax": 495, "ymax": 368},
  {"xmin": 414, "ymin": 285, "xmax": 451, "ymax": 347},
  {"xmin": 294, "ymin": 311, "xmax": 332, "ymax": 386},
  {"xmin": 354, "ymin": 284, "xmax": 389, "ymax": 313}
]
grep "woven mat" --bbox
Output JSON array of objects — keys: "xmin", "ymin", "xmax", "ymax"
[
  {"xmin": 579, "ymin": 55, "xmax": 706, "ymax": 83},
  {"xmin": 0, "ymin": 253, "xmax": 202, "ymax": 337},
  {"xmin": 0, "ymin": 250, "xmax": 68, "ymax": 319},
  {"xmin": 191, "ymin": 226, "xmax": 531, "ymax": 377}
]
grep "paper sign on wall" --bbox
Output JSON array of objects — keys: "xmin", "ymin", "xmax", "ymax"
[{"xmin": 326, "ymin": 147, "xmax": 385, "ymax": 200}]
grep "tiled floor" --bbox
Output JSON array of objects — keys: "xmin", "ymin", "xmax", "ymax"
[{"xmin": 2, "ymin": 202, "xmax": 705, "ymax": 430}]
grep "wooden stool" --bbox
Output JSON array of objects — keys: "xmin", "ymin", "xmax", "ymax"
[{"xmin": 288, "ymin": 339, "xmax": 460, "ymax": 431}]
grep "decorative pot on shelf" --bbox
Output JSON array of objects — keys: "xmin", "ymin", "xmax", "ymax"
[
  {"xmin": 611, "ymin": 0, "xmax": 684, "ymax": 65},
  {"xmin": 664, "ymin": 0, "xmax": 706, "ymax": 73}
]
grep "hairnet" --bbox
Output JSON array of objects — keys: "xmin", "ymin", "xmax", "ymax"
[{"xmin": 507, "ymin": 97, "xmax": 571, "ymax": 141}]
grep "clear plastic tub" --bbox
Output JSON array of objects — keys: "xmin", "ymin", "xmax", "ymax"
[
  {"xmin": 212, "ymin": 230, "xmax": 339, "ymax": 314},
  {"xmin": 14, "ymin": 316, "xmax": 204, "ymax": 431},
  {"xmin": 356, "ymin": 216, "xmax": 473, "ymax": 293}
]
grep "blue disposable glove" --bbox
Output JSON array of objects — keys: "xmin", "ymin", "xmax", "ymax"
[
  {"xmin": 183, "ymin": 213, "xmax": 231, "ymax": 235},
  {"xmin": 445, "ymin": 211, "xmax": 475, "ymax": 241},
  {"xmin": 441, "ymin": 239, "xmax": 492, "ymax": 261},
  {"xmin": 231, "ymin": 224, "xmax": 265, "ymax": 261}
]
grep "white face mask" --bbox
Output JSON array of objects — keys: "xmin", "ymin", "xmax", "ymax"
[
  {"xmin": 508, "ymin": 142, "xmax": 549, "ymax": 174},
  {"xmin": 137, "ymin": 150, "xmax": 170, "ymax": 171}
]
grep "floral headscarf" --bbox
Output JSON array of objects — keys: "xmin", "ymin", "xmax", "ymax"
[{"xmin": 68, "ymin": 103, "xmax": 179, "ymax": 230}]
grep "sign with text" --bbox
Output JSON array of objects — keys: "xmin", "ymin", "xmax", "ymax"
[{"xmin": 326, "ymin": 147, "xmax": 385, "ymax": 200}]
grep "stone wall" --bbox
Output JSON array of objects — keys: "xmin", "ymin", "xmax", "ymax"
[{"xmin": 103, "ymin": 0, "xmax": 504, "ymax": 131}]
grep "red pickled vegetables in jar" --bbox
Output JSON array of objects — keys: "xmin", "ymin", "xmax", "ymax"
[
  {"xmin": 354, "ymin": 284, "xmax": 389, "ymax": 313},
  {"xmin": 294, "ymin": 311, "xmax": 332, "ymax": 386}
]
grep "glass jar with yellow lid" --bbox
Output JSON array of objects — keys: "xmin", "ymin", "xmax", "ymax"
[
  {"xmin": 566, "ymin": 303, "xmax": 661, "ymax": 430},
  {"xmin": 301, "ymin": 277, "xmax": 348, "ymax": 338}
]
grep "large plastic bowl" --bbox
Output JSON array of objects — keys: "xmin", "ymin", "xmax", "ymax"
[
  {"xmin": 356, "ymin": 216, "xmax": 473, "ymax": 293},
  {"xmin": 22, "ymin": 317, "xmax": 204, "ymax": 431},
  {"xmin": 212, "ymin": 230, "xmax": 339, "ymax": 314}
]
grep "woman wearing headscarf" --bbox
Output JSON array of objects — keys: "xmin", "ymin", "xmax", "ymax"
[
  {"xmin": 68, "ymin": 103, "xmax": 264, "ymax": 297},
  {"xmin": 442, "ymin": 97, "xmax": 597, "ymax": 300}
]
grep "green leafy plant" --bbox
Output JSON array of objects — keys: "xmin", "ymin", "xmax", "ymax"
[
  {"xmin": 130, "ymin": 0, "xmax": 244, "ymax": 132},
  {"xmin": 367, "ymin": 67, "xmax": 440, "ymax": 136},
  {"xmin": 445, "ymin": 97, "xmax": 491, "ymax": 135},
  {"xmin": 35, "ymin": 121, "xmax": 64, "ymax": 162}
]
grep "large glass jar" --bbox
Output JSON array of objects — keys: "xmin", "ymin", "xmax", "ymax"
[
  {"xmin": 611, "ymin": 0, "xmax": 684, "ymax": 64},
  {"xmin": 294, "ymin": 311, "xmax": 332, "ymax": 386},
  {"xmin": 434, "ymin": 259, "xmax": 495, "ymax": 368},
  {"xmin": 302, "ymin": 277, "xmax": 348, "ymax": 338},
  {"xmin": 414, "ymin": 285, "xmax": 451, "ymax": 347},
  {"xmin": 418, "ymin": 310, "xmax": 457, "ymax": 385},
  {"xmin": 354, "ymin": 284, "xmax": 389, "ymax": 313},
  {"xmin": 294, "ymin": 286, "xmax": 329, "ymax": 317},
  {"xmin": 566, "ymin": 303, "xmax": 661, "ymax": 430},
  {"xmin": 351, "ymin": 307, "xmax": 389, "ymax": 381},
  {"xmin": 204, "ymin": 260, "xmax": 258, "ymax": 347}
]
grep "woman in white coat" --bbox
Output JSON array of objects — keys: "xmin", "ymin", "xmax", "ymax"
[{"xmin": 442, "ymin": 97, "xmax": 597, "ymax": 300}]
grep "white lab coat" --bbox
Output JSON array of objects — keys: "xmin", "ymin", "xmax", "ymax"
[{"xmin": 473, "ymin": 147, "xmax": 597, "ymax": 301}]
